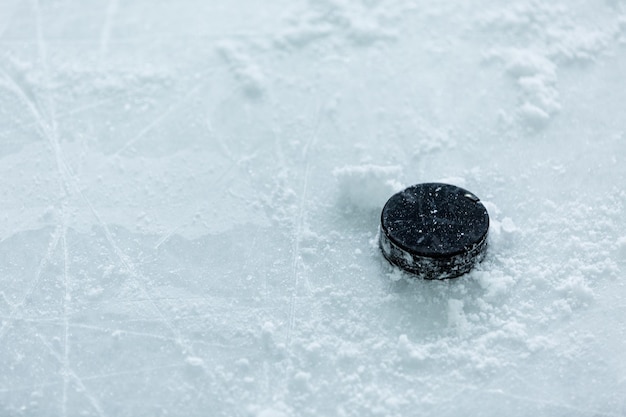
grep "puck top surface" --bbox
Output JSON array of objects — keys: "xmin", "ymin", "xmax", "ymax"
[{"xmin": 380, "ymin": 183, "xmax": 489, "ymax": 259}]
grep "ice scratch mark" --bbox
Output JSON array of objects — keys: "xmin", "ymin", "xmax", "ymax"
[
  {"xmin": 25, "ymin": 1, "xmax": 200, "ymax": 369},
  {"xmin": 286, "ymin": 105, "xmax": 322, "ymax": 346},
  {"xmin": 80, "ymin": 364, "xmax": 186, "ymax": 381},
  {"xmin": 61, "ymin": 224, "xmax": 71, "ymax": 417},
  {"xmin": 485, "ymin": 389, "xmax": 622, "ymax": 417},
  {"xmin": 37, "ymin": 334, "xmax": 109, "ymax": 417},
  {"xmin": 0, "ymin": 380, "xmax": 62, "ymax": 394},
  {"xmin": 154, "ymin": 229, "xmax": 177, "ymax": 249},
  {"xmin": 43, "ymin": 321, "xmax": 252, "ymax": 350},
  {"xmin": 0, "ymin": 226, "xmax": 61, "ymax": 342},
  {"xmin": 20, "ymin": 4, "xmax": 203, "ymax": 407},
  {"xmin": 286, "ymin": 163, "xmax": 312, "ymax": 345},
  {"xmin": 108, "ymin": 79, "xmax": 210, "ymax": 158},
  {"xmin": 206, "ymin": 117, "xmax": 234, "ymax": 161},
  {"xmin": 0, "ymin": 363, "xmax": 185, "ymax": 394},
  {"xmin": 0, "ymin": 0, "xmax": 20, "ymax": 39},
  {"xmin": 0, "ymin": 316, "xmax": 59, "ymax": 323},
  {"xmin": 31, "ymin": 6, "xmax": 74, "ymax": 416},
  {"xmin": 0, "ymin": 67, "xmax": 51, "ymax": 141},
  {"xmin": 98, "ymin": 0, "xmax": 119, "ymax": 67},
  {"xmin": 0, "ymin": 94, "xmax": 120, "ymax": 138},
  {"xmin": 56, "ymin": 322, "xmax": 179, "ymax": 343},
  {"xmin": 81, "ymin": 198, "xmax": 197, "ymax": 350}
]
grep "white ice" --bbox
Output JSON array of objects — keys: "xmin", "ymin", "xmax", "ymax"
[{"xmin": 0, "ymin": 0, "xmax": 625, "ymax": 416}]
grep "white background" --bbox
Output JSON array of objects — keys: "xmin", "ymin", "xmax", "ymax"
[{"xmin": 1, "ymin": 0, "xmax": 625, "ymax": 416}]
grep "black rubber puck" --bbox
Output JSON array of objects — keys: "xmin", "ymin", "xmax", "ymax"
[{"xmin": 379, "ymin": 183, "xmax": 489, "ymax": 279}]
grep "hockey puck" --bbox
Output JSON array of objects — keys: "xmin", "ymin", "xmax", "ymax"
[{"xmin": 379, "ymin": 183, "xmax": 489, "ymax": 279}]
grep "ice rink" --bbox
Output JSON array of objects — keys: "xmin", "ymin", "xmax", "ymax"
[{"xmin": 1, "ymin": 0, "xmax": 625, "ymax": 416}]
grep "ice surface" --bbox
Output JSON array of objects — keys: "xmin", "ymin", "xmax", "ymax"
[{"xmin": 1, "ymin": 0, "xmax": 625, "ymax": 416}]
